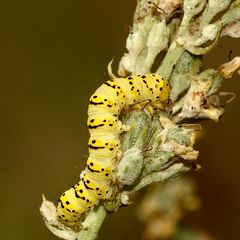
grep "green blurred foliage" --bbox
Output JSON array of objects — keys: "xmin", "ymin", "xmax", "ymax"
[{"xmin": 0, "ymin": 1, "xmax": 239, "ymax": 239}]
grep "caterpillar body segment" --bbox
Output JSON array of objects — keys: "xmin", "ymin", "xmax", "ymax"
[{"xmin": 56, "ymin": 74, "xmax": 170, "ymax": 228}]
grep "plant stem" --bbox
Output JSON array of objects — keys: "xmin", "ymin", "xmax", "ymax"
[{"xmin": 77, "ymin": 206, "xmax": 107, "ymax": 240}]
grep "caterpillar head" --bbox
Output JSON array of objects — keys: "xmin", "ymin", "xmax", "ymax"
[
  {"xmin": 160, "ymin": 79, "xmax": 170, "ymax": 102},
  {"xmin": 155, "ymin": 78, "xmax": 170, "ymax": 107}
]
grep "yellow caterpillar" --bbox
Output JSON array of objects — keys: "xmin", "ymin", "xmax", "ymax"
[{"xmin": 56, "ymin": 74, "xmax": 170, "ymax": 228}]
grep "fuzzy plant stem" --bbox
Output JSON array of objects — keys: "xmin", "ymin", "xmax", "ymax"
[{"xmin": 76, "ymin": 206, "xmax": 107, "ymax": 240}]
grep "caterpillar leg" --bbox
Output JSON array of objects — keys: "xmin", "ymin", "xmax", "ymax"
[
  {"xmin": 116, "ymin": 149, "xmax": 123, "ymax": 160},
  {"xmin": 110, "ymin": 172, "xmax": 118, "ymax": 184},
  {"xmin": 129, "ymin": 98, "xmax": 155, "ymax": 117},
  {"xmin": 129, "ymin": 98, "xmax": 152, "ymax": 110},
  {"xmin": 122, "ymin": 124, "xmax": 131, "ymax": 132},
  {"xmin": 143, "ymin": 104, "xmax": 155, "ymax": 117},
  {"xmin": 118, "ymin": 119, "xmax": 131, "ymax": 133}
]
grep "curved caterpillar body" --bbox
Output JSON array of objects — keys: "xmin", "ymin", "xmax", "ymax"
[{"xmin": 56, "ymin": 74, "xmax": 170, "ymax": 228}]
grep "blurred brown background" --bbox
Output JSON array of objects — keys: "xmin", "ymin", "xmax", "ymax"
[{"xmin": 0, "ymin": 1, "xmax": 239, "ymax": 239}]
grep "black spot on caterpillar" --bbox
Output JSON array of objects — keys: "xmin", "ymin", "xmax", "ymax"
[{"xmin": 56, "ymin": 74, "xmax": 170, "ymax": 228}]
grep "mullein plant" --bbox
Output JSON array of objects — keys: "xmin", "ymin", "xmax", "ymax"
[{"xmin": 40, "ymin": 1, "xmax": 240, "ymax": 239}]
